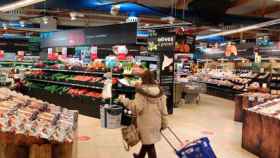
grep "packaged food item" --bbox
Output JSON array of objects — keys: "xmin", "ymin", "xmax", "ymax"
[{"xmin": 0, "ymin": 90, "xmax": 78, "ymax": 143}]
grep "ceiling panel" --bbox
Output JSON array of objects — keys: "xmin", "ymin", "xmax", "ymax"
[
  {"xmin": 227, "ymin": 0, "xmax": 279, "ymax": 15},
  {"xmin": 114, "ymin": 0, "xmax": 175, "ymax": 8}
]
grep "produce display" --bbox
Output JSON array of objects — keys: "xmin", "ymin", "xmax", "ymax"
[
  {"xmin": 180, "ymin": 69, "xmax": 253, "ymax": 91},
  {"xmin": 238, "ymin": 71, "xmax": 258, "ymax": 79},
  {"xmin": 249, "ymin": 98, "xmax": 280, "ymax": 118},
  {"xmin": 0, "ymin": 88, "xmax": 78, "ymax": 143},
  {"xmin": 67, "ymin": 88, "xmax": 101, "ymax": 98},
  {"xmin": 27, "ymin": 82, "xmax": 102, "ymax": 99}
]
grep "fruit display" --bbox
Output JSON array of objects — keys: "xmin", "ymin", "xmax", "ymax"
[
  {"xmin": 67, "ymin": 88, "xmax": 102, "ymax": 98},
  {"xmin": 71, "ymin": 75, "xmax": 103, "ymax": 84},
  {"xmin": 71, "ymin": 75, "xmax": 93, "ymax": 82},
  {"xmin": 0, "ymin": 88, "xmax": 78, "ymax": 143},
  {"xmin": 85, "ymin": 91, "xmax": 102, "ymax": 98},
  {"xmin": 68, "ymin": 88, "xmax": 89, "ymax": 96},
  {"xmin": 88, "ymin": 59, "xmax": 105, "ymax": 71}
]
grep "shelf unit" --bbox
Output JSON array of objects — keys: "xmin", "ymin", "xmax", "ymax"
[{"xmin": 24, "ymin": 68, "xmax": 136, "ymax": 118}]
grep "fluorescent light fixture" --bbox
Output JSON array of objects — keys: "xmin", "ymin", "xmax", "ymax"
[
  {"xmin": 20, "ymin": 21, "xmax": 25, "ymax": 27},
  {"xmin": 0, "ymin": 0, "xmax": 46, "ymax": 12},
  {"xmin": 70, "ymin": 12, "xmax": 77, "ymax": 20},
  {"xmin": 2, "ymin": 23, "xmax": 7, "ymax": 30},
  {"xmin": 197, "ymin": 18, "xmax": 280, "ymax": 40}
]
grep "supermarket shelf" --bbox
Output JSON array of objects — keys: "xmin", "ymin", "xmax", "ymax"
[
  {"xmin": 26, "ymin": 78, "xmax": 104, "ymax": 90},
  {"xmin": 36, "ymin": 68, "xmax": 135, "ymax": 77},
  {"xmin": 0, "ymin": 61, "xmax": 34, "ymax": 65},
  {"xmin": 26, "ymin": 78, "xmax": 135, "ymax": 93}
]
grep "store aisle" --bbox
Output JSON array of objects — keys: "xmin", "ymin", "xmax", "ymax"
[{"xmin": 77, "ymin": 94, "xmax": 257, "ymax": 158}]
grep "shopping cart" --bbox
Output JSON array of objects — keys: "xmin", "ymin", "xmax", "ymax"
[
  {"xmin": 183, "ymin": 82, "xmax": 207, "ymax": 104},
  {"xmin": 161, "ymin": 127, "xmax": 217, "ymax": 158}
]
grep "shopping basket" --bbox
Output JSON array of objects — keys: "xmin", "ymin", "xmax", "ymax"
[{"xmin": 161, "ymin": 127, "xmax": 217, "ymax": 158}]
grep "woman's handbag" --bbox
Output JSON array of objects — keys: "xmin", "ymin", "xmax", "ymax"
[
  {"xmin": 121, "ymin": 104, "xmax": 139, "ymax": 151},
  {"xmin": 121, "ymin": 123, "xmax": 140, "ymax": 151}
]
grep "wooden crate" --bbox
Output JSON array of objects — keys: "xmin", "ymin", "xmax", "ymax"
[
  {"xmin": 260, "ymin": 115, "xmax": 280, "ymax": 158},
  {"xmin": 234, "ymin": 95, "xmax": 243, "ymax": 122},
  {"xmin": 0, "ymin": 129, "xmax": 78, "ymax": 158},
  {"xmin": 242, "ymin": 110, "xmax": 262, "ymax": 156}
]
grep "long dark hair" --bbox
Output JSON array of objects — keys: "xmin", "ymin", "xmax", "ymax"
[
  {"xmin": 140, "ymin": 70, "xmax": 157, "ymax": 85},
  {"xmin": 137, "ymin": 70, "xmax": 163, "ymax": 97}
]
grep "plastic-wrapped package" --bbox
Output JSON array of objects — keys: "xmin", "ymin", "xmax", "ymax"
[{"xmin": 0, "ymin": 90, "xmax": 78, "ymax": 143}]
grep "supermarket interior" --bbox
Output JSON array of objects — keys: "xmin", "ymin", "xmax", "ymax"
[{"xmin": 1, "ymin": 0, "xmax": 280, "ymax": 158}]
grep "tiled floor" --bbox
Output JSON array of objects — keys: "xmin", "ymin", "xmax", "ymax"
[{"xmin": 77, "ymin": 94, "xmax": 258, "ymax": 158}]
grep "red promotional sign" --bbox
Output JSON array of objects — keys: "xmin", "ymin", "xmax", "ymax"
[
  {"xmin": 17, "ymin": 51, "xmax": 24, "ymax": 61},
  {"xmin": 47, "ymin": 48, "xmax": 58, "ymax": 61},
  {"xmin": 91, "ymin": 46, "xmax": 98, "ymax": 60},
  {"xmin": 0, "ymin": 50, "xmax": 4, "ymax": 60},
  {"xmin": 113, "ymin": 45, "xmax": 127, "ymax": 60}
]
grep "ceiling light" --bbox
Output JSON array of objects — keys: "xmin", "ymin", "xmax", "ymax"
[
  {"xmin": 42, "ymin": 17, "xmax": 48, "ymax": 24},
  {"xmin": 19, "ymin": 21, "xmax": 25, "ymax": 27},
  {"xmin": 161, "ymin": 16, "xmax": 175, "ymax": 24},
  {"xmin": 126, "ymin": 16, "xmax": 138, "ymax": 23},
  {"xmin": 0, "ymin": 0, "xmax": 46, "ymax": 12},
  {"xmin": 111, "ymin": 5, "xmax": 120, "ymax": 16},
  {"xmin": 2, "ymin": 23, "xmax": 7, "ymax": 30},
  {"xmin": 70, "ymin": 12, "xmax": 77, "ymax": 20}
]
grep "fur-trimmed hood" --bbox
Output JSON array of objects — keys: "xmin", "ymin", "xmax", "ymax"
[{"xmin": 136, "ymin": 85, "xmax": 164, "ymax": 98}]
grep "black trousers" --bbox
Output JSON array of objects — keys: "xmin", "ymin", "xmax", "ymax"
[{"xmin": 138, "ymin": 144, "xmax": 157, "ymax": 158}]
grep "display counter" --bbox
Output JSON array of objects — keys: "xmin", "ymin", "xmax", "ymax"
[
  {"xmin": 242, "ymin": 99, "xmax": 280, "ymax": 158},
  {"xmin": 234, "ymin": 93, "xmax": 276, "ymax": 122},
  {"xmin": 0, "ymin": 88, "xmax": 78, "ymax": 158}
]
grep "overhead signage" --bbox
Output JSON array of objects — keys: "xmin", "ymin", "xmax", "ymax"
[
  {"xmin": 17, "ymin": 51, "xmax": 25, "ymax": 61},
  {"xmin": 0, "ymin": 38, "xmax": 28, "ymax": 53},
  {"xmin": 148, "ymin": 35, "xmax": 175, "ymax": 52},
  {"xmin": 41, "ymin": 23, "xmax": 137, "ymax": 48}
]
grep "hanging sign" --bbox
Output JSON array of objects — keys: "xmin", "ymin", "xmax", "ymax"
[
  {"xmin": 91, "ymin": 46, "xmax": 98, "ymax": 60},
  {"xmin": 41, "ymin": 23, "xmax": 137, "ymax": 48},
  {"xmin": 81, "ymin": 48, "xmax": 91, "ymax": 64},
  {"xmin": 17, "ymin": 51, "xmax": 25, "ymax": 61},
  {"xmin": 225, "ymin": 44, "xmax": 237, "ymax": 57},
  {"xmin": 47, "ymin": 48, "xmax": 58, "ymax": 61},
  {"xmin": 0, "ymin": 50, "xmax": 4, "ymax": 60},
  {"xmin": 148, "ymin": 31, "xmax": 175, "ymax": 52},
  {"xmin": 62, "ymin": 47, "xmax": 67, "ymax": 58},
  {"xmin": 113, "ymin": 45, "xmax": 128, "ymax": 60}
]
